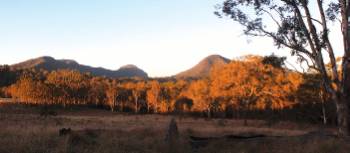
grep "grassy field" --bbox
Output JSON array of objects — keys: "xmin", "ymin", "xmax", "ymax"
[{"xmin": 0, "ymin": 103, "xmax": 349, "ymax": 153}]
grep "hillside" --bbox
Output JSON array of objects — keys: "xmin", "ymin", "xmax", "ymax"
[
  {"xmin": 11, "ymin": 56, "xmax": 148, "ymax": 78},
  {"xmin": 115, "ymin": 64, "xmax": 149, "ymax": 78},
  {"xmin": 175, "ymin": 54, "xmax": 230, "ymax": 78}
]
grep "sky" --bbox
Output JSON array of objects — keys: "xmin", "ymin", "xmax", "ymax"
[{"xmin": 0, "ymin": 0, "xmax": 343, "ymax": 77}]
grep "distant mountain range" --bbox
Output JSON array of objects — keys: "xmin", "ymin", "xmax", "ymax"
[
  {"xmin": 9, "ymin": 54, "xmax": 231, "ymax": 79},
  {"xmin": 175, "ymin": 55, "xmax": 230, "ymax": 78},
  {"xmin": 11, "ymin": 56, "xmax": 148, "ymax": 78}
]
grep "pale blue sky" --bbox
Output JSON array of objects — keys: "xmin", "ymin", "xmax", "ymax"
[{"xmin": 0, "ymin": 0, "xmax": 343, "ymax": 77}]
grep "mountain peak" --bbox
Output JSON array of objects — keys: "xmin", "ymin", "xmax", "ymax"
[
  {"xmin": 38, "ymin": 56, "xmax": 55, "ymax": 61},
  {"xmin": 12, "ymin": 56, "xmax": 55, "ymax": 69},
  {"xmin": 205, "ymin": 54, "xmax": 225, "ymax": 59},
  {"xmin": 201, "ymin": 54, "xmax": 230, "ymax": 64},
  {"xmin": 120, "ymin": 64, "xmax": 138, "ymax": 69},
  {"xmin": 175, "ymin": 54, "xmax": 230, "ymax": 78},
  {"xmin": 116, "ymin": 64, "xmax": 148, "ymax": 78},
  {"xmin": 30, "ymin": 56, "xmax": 56, "ymax": 64}
]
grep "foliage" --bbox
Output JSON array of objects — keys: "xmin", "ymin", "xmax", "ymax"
[
  {"xmin": 1, "ymin": 56, "xmax": 322, "ymax": 122},
  {"xmin": 215, "ymin": 0, "xmax": 350, "ymax": 135}
]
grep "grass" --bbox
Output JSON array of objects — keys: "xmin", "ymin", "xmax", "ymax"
[{"xmin": 0, "ymin": 103, "xmax": 349, "ymax": 153}]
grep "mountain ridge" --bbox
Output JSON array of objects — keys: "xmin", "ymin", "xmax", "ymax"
[
  {"xmin": 9, "ymin": 54, "xmax": 231, "ymax": 79},
  {"xmin": 11, "ymin": 56, "xmax": 148, "ymax": 78}
]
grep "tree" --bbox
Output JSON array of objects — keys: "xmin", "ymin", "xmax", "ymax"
[
  {"xmin": 174, "ymin": 97, "xmax": 193, "ymax": 113},
  {"xmin": 88, "ymin": 77, "xmax": 108, "ymax": 107},
  {"xmin": 125, "ymin": 81, "xmax": 146, "ymax": 113},
  {"xmin": 216, "ymin": 0, "xmax": 350, "ymax": 136},
  {"xmin": 0, "ymin": 65, "xmax": 19, "ymax": 88},
  {"xmin": 210, "ymin": 56, "xmax": 302, "ymax": 119},
  {"xmin": 7, "ymin": 73, "xmax": 52, "ymax": 105},
  {"xmin": 186, "ymin": 79, "xmax": 212, "ymax": 117},
  {"xmin": 116, "ymin": 87, "xmax": 132, "ymax": 112},
  {"xmin": 147, "ymin": 80, "xmax": 161, "ymax": 113},
  {"xmin": 8, "ymin": 76, "xmax": 38, "ymax": 104},
  {"xmin": 106, "ymin": 80, "xmax": 118, "ymax": 112},
  {"xmin": 46, "ymin": 70, "xmax": 90, "ymax": 107},
  {"xmin": 295, "ymin": 73, "xmax": 330, "ymax": 124},
  {"xmin": 262, "ymin": 54, "xmax": 287, "ymax": 69},
  {"xmin": 158, "ymin": 85, "xmax": 172, "ymax": 113}
]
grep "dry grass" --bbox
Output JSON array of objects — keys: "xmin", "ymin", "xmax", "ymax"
[{"xmin": 0, "ymin": 104, "xmax": 348, "ymax": 153}]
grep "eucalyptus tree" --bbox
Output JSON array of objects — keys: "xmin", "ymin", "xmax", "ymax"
[{"xmin": 216, "ymin": 0, "xmax": 350, "ymax": 136}]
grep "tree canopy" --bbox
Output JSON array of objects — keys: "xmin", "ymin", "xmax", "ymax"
[{"xmin": 216, "ymin": 0, "xmax": 350, "ymax": 136}]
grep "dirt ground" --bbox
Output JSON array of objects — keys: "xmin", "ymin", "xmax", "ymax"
[{"xmin": 0, "ymin": 104, "xmax": 349, "ymax": 153}]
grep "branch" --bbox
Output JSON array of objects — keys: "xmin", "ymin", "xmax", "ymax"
[
  {"xmin": 299, "ymin": 0, "xmax": 337, "ymax": 95},
  {"xmin": 285, "ymin": 60, "xmax": 303, "ymax": 73},
  {"xmin": 261, "ymin": 8, "xmax": 281, "ymax": 28},
  {"xmin": 299, "ymin": 53, "xmax": 318, "ymax": 72},
  {"xmin": 258, "ymin": 28, "xmax": 313, "ymax": 57},
  {"xmin": 301, "ymin": 16, "xmax": 323, "ymax": 25},
  {"xmin": 316, "ymin": 0, "xmax": 340, "ymax": 86},
  {"xmin": 290, "ymin": 2, "xmax": 318, "ymax": 56}
]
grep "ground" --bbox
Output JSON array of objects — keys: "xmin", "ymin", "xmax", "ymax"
[{"xmin": 0, "ymin": 103, "xmax": 349, "ymax": 153}]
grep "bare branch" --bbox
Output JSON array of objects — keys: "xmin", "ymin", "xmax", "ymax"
[
  {"xmin": 261, "ymin": 9, "xmax": 282, "ymax": 28},
  {"xmin": 301, "ymin": 16, "xmax": 323, "ymax": 25}
]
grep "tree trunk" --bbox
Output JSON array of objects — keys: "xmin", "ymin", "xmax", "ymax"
[
  {"xmin": 320, "ymin": 89, "xmax": 327, "ymax": 125},
  {"xmin": 338, "ymin": 97, "xmax": 349, "ymax": 136},
  {"xmin": 244, "ymin": 108, "xmax": 248, "ymax": 126},
  {"xmin": 154, "ymin": 101, "xmax": 158, "ymax": 113},
  {"xmin": 331, "ymin": 92, "xmax": 349, "ymax": 136},
  {"xmin": 147, "ymin": 104, "xmax": 150, "ymax": 113},
  {"xmin": 110, "ymin": 99, "xmax": 115, "ymax": 112},
  {"xmin": 340, "ymin": 0, "xmax": 350, "ymax": 135},
  {"xmin": 330, "ymin": 0, "xmax": 350, "ymax": 136},
  {"xmin": 135, "ymin": 96, "xmax": 138, "ymax": 113},
  {"xmin": 321, "ymin": 102, "xmax": 327, "ymax": 125},
  {"xmin": 121, "ymin": 101, "xmax": 124, "ymax": 112},
  {"xmin": 342, "ymin": 58, "xmax": 350, "ymax": 135},
  {"xmin": 207, "ymin": 107, "xmax": 211, "ymax": 118}
]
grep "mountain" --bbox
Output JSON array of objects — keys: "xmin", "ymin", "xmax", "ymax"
[
  {"xmin": 175, "ymin": 54, "xmax": 230, "ymax": 78},
  {"xmin": 11, "ymin": 56, "xmax": 148, "ymax": 78},
  {"xmin": 115, "ymin": 64, "xmax": 148, "ymax": 78}
]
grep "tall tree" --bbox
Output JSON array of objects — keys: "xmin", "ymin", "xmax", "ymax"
[
  {"xmin": 186, "ymin": 79, "xmax": 212, "ymax": 117},
  {"xmin": 8, "ymin": 76, "xmax": 37, "ymax": 104},
  {"xmin": 88, "ymin": 77, "xmax": 108, "ymax": 107},
  {"xmin": 106, "ymin": 80, "xmax": 118, "ymax": 112},
  {"xmin": 147, "ymin": 80, "xmax": 161, "ymax": 113},
  {"xmin": 125, "ymin": 81, "xmax": 146, "ymax": 113},
  {"xmin": 210, "ymin": 56, "xmax": 302, "ymax": 112},
  {"xmin": 216, "ymin": 0, "xmax": 350, "ymax": 136}
]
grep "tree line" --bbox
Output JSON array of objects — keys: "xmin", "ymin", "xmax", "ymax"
[{"xmin": 0, "ymin": 55, "xmax": 333, "ymax": 123}]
